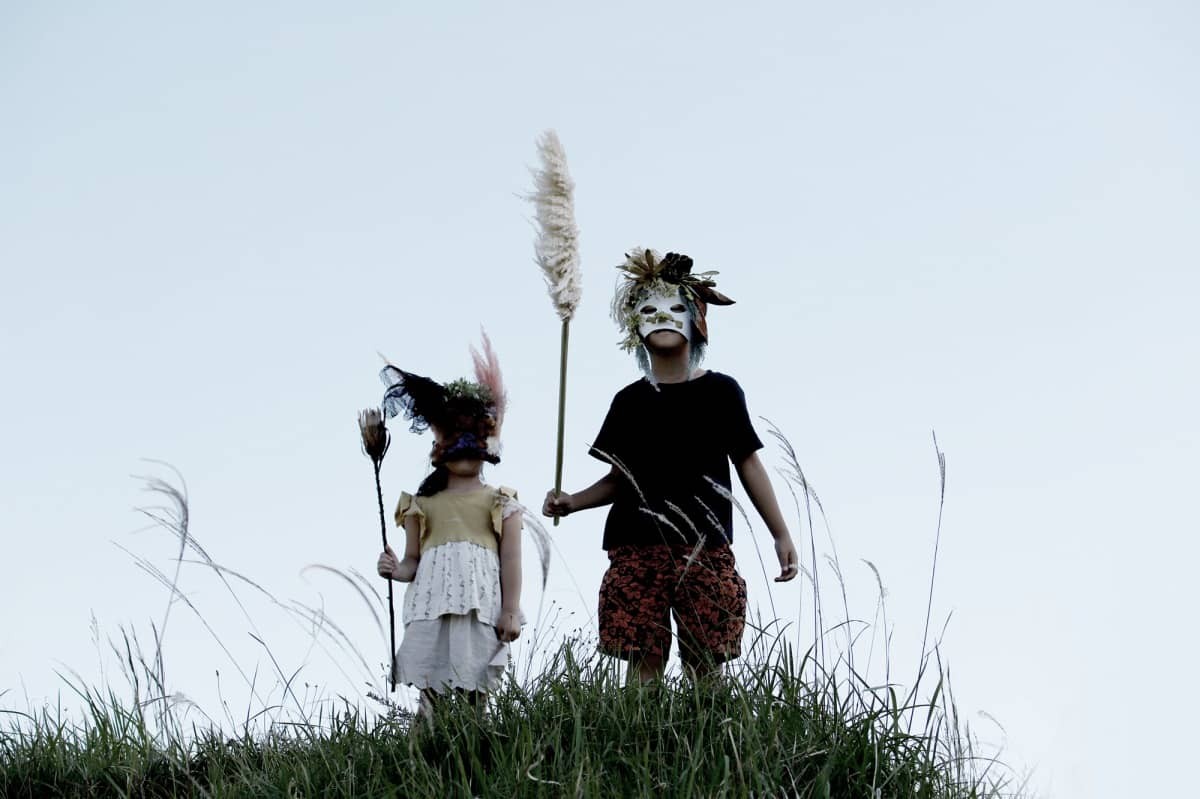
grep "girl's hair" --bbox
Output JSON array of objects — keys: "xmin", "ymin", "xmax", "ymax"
[
  {"xmin": 415, "ymin": 462, "xmax": 486, "ymax": 497},
  {"xmin": 416, "ymin": 465, "xmax": 450, "ymax": 497}
]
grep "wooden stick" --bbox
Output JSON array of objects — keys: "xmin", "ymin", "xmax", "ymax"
[
  {"xmin": 373, "ymin": 463, "xmax": 397, "ymax": 691},
  {"xmin": 553, "ymin": 319, "xmax": 569, "ymax": 526}
]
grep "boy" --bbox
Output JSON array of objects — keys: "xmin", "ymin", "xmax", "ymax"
[{"xmin": 543, "ymin": 249, "xmax": 797, "ymax": 682}]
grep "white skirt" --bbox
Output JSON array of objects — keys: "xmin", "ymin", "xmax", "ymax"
[
  {"xmin": 394, "ymin": 610, "xmax": 509, "ymax": 693},
  {"xmin": 402, "ymin": 540, "xmax": 504, "ymax": 625}
]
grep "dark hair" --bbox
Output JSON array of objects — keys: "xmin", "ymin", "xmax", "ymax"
[
  {"xmin": 415, "ymin": 463, "xmax": 487, "ymax": 497},
  {"xmin": 416, "ymin": 465, "xmax": 450, "ymax": 497}
]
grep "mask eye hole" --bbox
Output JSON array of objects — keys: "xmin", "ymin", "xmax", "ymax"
[
  {"xmin": 640, "ymin": 305, "xmax": 657, "ymax": 314},
  {"xmin": 670, "ymin": 304, "xmax": 686, "ymax": 313}
]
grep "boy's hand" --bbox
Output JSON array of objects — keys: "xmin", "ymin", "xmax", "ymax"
[
  {"xmin": 495, "ymin": 608, "xmax": 521, "ymax": 642},
  {"xmin": 774, "ymin": 536, "xmax": 799, "ymax": 582},
  {"xmin": 542, "ymin": 489, "xmax": 574, "ymax": 518}
]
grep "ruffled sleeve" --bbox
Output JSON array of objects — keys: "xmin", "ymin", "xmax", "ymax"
[
  {"xmin": 394, "ymin": 491, "xmax": 427, "ymax": 539},
  {"xmin": 491, "ymin": 486, "xmax": 521, "ymax": 538}
]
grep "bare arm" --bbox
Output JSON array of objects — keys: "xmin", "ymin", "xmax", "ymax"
[
  {"xmin": 733, "ymin": 451, "xmax": 798, "ymax": 582},
  {"xmin": 496, "ymin": 511, "xmax": 522, "ymax": 642},
  {"xmin": 543, "ymin": 466, "xmax": 622, "ymax": 517},
  {"xmin": 377, "ymin": 514, "xmax": 421, "ymax": 582}
]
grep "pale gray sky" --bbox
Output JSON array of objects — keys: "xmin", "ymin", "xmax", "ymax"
[{"xmin": 2, "ymin": 3, "xmax": 1198, "ymax": 796}]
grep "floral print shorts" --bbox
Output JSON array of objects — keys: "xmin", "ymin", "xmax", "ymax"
[{"xmin": 598, "ymin": 544, "xmax": 747, "ymax": 665}]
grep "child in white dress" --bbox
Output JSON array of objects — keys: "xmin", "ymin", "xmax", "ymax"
[{"xmin": 374, "ymin": 337, "xmax": 522, "ymax": 717}]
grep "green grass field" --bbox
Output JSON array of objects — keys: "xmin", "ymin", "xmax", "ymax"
[
  {"xmin": 1, "ymin": 634, "xmax": 1014, "ymax": 798},
  {"xmin": 1, "ymin": 433, "xmax": 1023, "ymax": 797}
]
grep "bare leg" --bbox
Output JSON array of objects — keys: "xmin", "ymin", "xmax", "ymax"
[
  {"xmin": 467, "ymin": 689, "xmax": 487, "ymax": 720},
  {"xmin": 679, "ymin": 634, "xmax": 724, "ymax": 684},
  {"xmin": 629, "ymin": 653, "xmax": 666, "ymax": 684},
  {"xmin": 414, "ymin": 689, "xmax": 440, "ymax": 732},
  {"xmin": 417, "ymin": 688, "xmax": 486, "ymax": 728},
  {"xmin": 682, "ymin": 658, "xmax": 724, "ymax": 683}
]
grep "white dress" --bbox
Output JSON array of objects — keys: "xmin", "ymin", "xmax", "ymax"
[{"xmin": 393, "ymin": 485, "xmax": 521, "ymax": 693}]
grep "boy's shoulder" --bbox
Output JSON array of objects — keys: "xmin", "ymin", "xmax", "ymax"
[
  {"xmin": 701, "ymin": 370, "xmax": 741, "ymax": 389},
  {"xmin": 610, "ymin": 370, "xmax": 745, "ymax": 401},
  {"xmin": 605, "ymin": 377, "xmax": 651, "ymax": 408},
  {"xmin": 701, "ymin": 372, "xmax": 752, "ymax": 411},
  {"xmin": 612, "ymin": 377, "xmax": 647, "ymax": 399}
]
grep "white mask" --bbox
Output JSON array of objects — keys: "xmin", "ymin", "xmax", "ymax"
[{"xmin": 636, "ymin": 287, "xmax": 692, "ymax": 342}]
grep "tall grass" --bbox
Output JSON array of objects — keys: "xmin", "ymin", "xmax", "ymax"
[{"xmin": 0, "ymin": 432, "xmax": 1024, "ymax": 797}]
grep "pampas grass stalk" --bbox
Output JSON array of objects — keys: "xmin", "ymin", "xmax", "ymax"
[{"xmin": 528, "ymin": 129, "xmax": 582, "ymax": 526}]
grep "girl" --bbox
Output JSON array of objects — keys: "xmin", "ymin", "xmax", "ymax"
[{"xmin": 375, "ymin": 336, "xmax": 522, "ymax": 719}]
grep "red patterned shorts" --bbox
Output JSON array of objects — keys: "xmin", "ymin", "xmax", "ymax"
[{"xmin": 598, "ymin": 544, "xmax": 747, "ymax": 665}]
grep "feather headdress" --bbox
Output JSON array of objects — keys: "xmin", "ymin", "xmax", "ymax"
[
  {"xmin": 378, "ymin": 332, "xmax": 506, "ymax": 464},
  {"xmin": 529, "ymin": 130, "xmax": 582, "ymax": 321},
  {"xmin": 470, "ymin": 330, "xmax": 507, "ymax": 427}
]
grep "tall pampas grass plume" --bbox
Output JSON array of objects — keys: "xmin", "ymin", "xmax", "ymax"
[
  {"xmin": 529, "ymin": 130, "xmax": 582, "ymax": 322},
  {"xmin": 526, "ymin": 129, "xmax": 583, "ymax": 525}
]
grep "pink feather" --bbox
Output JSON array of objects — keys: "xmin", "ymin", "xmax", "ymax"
[{"xmin": 471, "ymin": 330, "xmax": 507, "ymax": 424}]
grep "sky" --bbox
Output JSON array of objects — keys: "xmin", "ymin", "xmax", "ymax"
[{"xmin": 2, "ymin": 2, "xmax": 1198, "ymax": 796}]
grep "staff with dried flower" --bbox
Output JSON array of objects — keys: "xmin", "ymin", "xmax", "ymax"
[
  {"xmin": 527, "ymin": 129, "xmax": 582, "ymax": 525},
  {"xmin": 357, "ymin": 408, "xmax": 397, "ymax": 691}
]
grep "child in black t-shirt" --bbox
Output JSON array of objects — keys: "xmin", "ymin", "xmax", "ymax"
[{"xmin": 543, "ymin": 249, "xmax": 798, "ymax": 683}]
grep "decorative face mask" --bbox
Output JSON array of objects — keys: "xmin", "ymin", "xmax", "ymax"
[
  {"xmin": 612, "ymin": 250, "xmax": 735, "ymax": 354},
  {"xmin": 636, "ymin": 286, "xmax": 692, "ymax": 342}
]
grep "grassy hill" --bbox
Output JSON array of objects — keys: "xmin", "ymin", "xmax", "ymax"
[
  {"xmin": 2, "ymin": 634, "xmax": 1012, "ymax": 798},
  {"xmin": 1, "ymin": 436, "xmax": 1022, "ymax": 797}
]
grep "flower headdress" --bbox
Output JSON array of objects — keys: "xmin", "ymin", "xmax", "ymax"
[
  {"xmin": 610, "ymin": 248, "xmax": 735, "ymax": 352},
  {"xmin": 379, "ymin": 333, "xmax": 507, "ymax": 464}
]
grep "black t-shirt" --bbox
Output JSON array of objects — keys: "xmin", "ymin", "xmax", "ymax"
[{"xmin": 588, "ymin": 371, "xmax": 763, "ymax": 550}]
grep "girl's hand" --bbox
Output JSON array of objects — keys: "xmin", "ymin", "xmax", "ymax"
[
  {"xmin": 495, "ymin": 609, "xmax": 521, "ymax": 643},
  {"xmin": 542, "ymin": 489, "xmax": 574, "ymax": 518},
  {"xmin": 377, "ymin": 546, "xmax": 419, "ymax": 582},
  {"xmin": 377, "ymin": 546, "xmax": 398, "ymax": 578}
]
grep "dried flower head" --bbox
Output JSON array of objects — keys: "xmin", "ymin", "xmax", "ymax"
[{"xmin": 358, "ymin": 408, "xmax": 390, "ymax": 464}]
